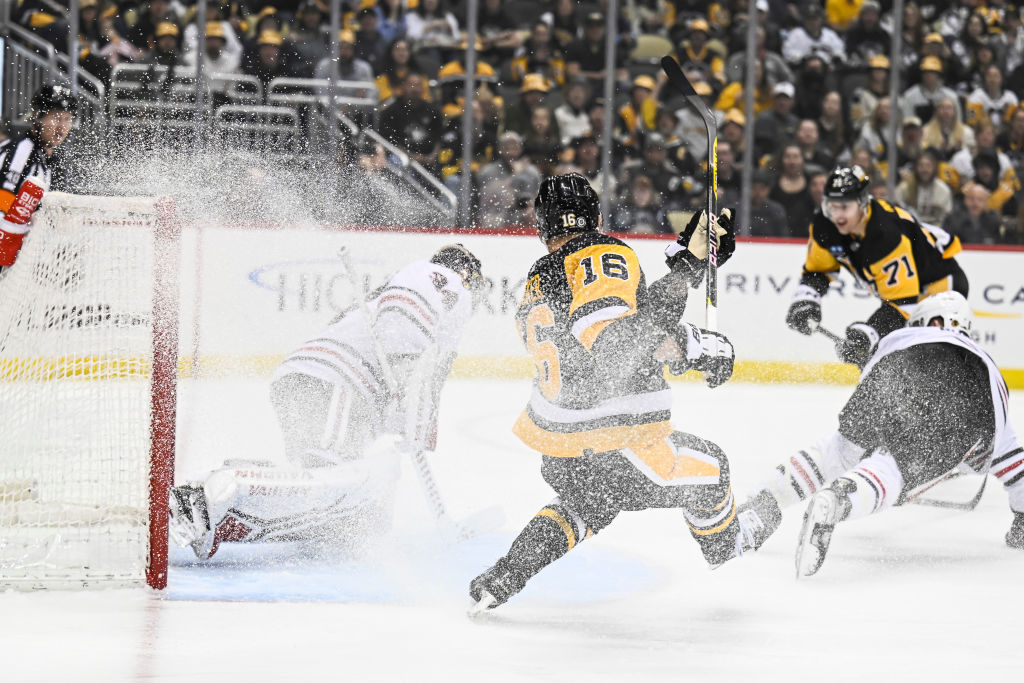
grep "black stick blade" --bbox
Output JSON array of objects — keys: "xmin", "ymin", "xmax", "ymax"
[{"xmin": 661, "ymin": 56, "xmax": 697, "ymax": 98}]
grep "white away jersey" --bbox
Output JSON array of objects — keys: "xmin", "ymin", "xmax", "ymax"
[
  {"xmin": 863, "ymin": 326, "xmax": 1024, "ymax": 511},
  {"xmin": 274, "ymin": 259, "xmax": 473, "ymax": 403}
]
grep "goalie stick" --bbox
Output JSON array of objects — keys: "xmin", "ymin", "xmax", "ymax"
[
  {"xmin": 662, "ymin": 55, "xmax": 720, "ymax": 331},
  {"xmin": 813, "ymin": 321, "xmax": 988, "ymax": 512},
  {"xmin": 337, "ymin": 247, "xmax": 501, "ymax": 541}
]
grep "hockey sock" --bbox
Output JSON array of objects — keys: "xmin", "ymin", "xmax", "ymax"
[
  {"xmin": 760, "ymin": 433, "xmax": 867, "ymax": 509},
  {"xmin": 505, "ymin": 498, "xmax": 592, "ymax": 581},
  {"xmin": 763, "ymin": 449, "xmax": 828, "ymax": 508},
  {"xmin": 992, "ymin": 447, "xmax": 1024, "ymax": 512},
  {"xmin": 683, "ymin": 487, "xmax": 741, "ymax": 566},
  {"xmin": 836, "ymin": 448, "xmax": 904, "ymax": 521}
]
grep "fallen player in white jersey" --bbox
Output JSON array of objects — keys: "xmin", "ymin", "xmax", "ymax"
[
  {"xmin": 168, "ymin": 244, "xmax": 484, "ymax": 559},
  {"xmin": 735, "ymin": 291, "xmax": 1024, "ymax": 576}
]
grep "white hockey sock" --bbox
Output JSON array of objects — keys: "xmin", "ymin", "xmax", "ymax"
[
  {"xmin": 839, "ymin": 448, "xmax": 904, "ymax": 521},
  {"xmin": 759, "ymin": 433, "xmax": 867, "ymax": 509}
]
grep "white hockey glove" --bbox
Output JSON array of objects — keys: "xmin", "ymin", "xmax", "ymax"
[
  {"xmin": 667, "ymin": 322, "xmax": 735, "ymax": 388},
  {"xmin": 786, "ymin": 284, "xmax": 823, "ymax": 335},
  {"xmin": 665, "ymin": 209, "xmax": 735, "ymax": 286}
]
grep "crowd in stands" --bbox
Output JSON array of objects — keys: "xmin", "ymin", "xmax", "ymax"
[{"xmin": 8, "ymin": 0, "xmax": 1024, "ymax": 242}]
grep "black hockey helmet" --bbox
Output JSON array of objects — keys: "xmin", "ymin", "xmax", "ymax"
[
  {"xmin": 431, "ymin": 243, "xmax": 484, "ymax": 294},
  {"xmin": 31, "ymin": 84, "xmax": 78, "ymax": 118},
  {"xmin": 824, "ymin": 165, "xmax": 870, "ymax": 202},
  {"xmin": 822, "ymin": 165, "xmax": 871, "ymax": 217},
  {"xmin": 535, "ymin": 172, "xmax": 600, "ymax": 242}
]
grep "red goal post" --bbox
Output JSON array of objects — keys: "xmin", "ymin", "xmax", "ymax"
[{"xmin": 0, "ymin": 192, "xmax": 179, "ymax": 589}]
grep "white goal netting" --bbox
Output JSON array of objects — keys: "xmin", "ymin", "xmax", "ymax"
[{"xmin": 0, "ymin": 193, "xmax": 178, "ymax": 589}]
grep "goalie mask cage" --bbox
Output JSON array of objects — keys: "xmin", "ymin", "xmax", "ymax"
[{"xmin": 0, "ymin": 193, "xmax": 178, "ymax": 590}]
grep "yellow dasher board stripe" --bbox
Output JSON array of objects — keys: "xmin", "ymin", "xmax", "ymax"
[
  {"xmin": 4, "ymin": 355, "xmax": 1021, "ymax": 389},
  {"xmin": 974, "ymin": 310, "xmax": 1022, "ymax": 319},
  {"xmin": 0, "ymin": 356, "xmax": 153, "ymax": 381}
]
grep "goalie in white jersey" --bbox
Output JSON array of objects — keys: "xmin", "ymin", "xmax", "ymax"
[
  {"xmin": 735, "ymin": 291, "xmax": 1024, "ymax": 576},
  {"xmin": 169, "ymin": 244, "xmax": 484, "ymax": 559}
]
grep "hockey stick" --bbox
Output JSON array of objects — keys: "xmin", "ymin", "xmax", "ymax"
[
  {"xmin": 909, "ymin": 474, "xmax": 987, "ymax": 511},
  {"xmin": 662, "ymin": 56, "xmax": 719, "ymax": 331},
  {"xmin": 337, "ymin": 248, "xmax": 501, "ymax": 541},
  {"xmin": 811, "ymin": 322, "xmax": 845, "ymax": 345},
  {"xmin": 904, "ymin": 438, "xmax": 988, "ymax": 512}
]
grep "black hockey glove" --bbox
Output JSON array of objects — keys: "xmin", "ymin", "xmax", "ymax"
[
  {"xmin": 1007, "ymin": 511, "xmax": 1024, "ymax": 550},
  {"xmin": 665, "ymin": 209, "xmax": 735, "ymax": 287},
  {"xmin": 835, "ymin": 322, "xmax": 880, "ymax": 369},
  {"xmin": 786, "ymin": 284, "xmax": 822, "ymax": 335},
  {"xmin": 667, "ymin": 322, "xmax": 735, "ymax": 388}
]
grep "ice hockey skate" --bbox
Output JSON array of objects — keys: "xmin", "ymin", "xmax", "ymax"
[
  {"xmin": 1007, "ymin": 512, "xmax": 1024, "ymax": 550},
  {"xmin": 168, "ymin": 484, "xmax": 214, "ymax": 560},
  {"xmin": 468, "ymin": 558, "xmax": 526, "ymax": 614},
  {"xmin": 795, "ymin": 489, "xmax": 844, "ymax": 578},
  {"xmin": 735, "ymin": 489, "xmax": 783, "ymax": 556}
]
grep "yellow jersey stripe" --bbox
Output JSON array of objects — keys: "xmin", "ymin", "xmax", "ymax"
[
  {"xmin": 513, "ymin": 410, "xmax": 673, "ymax": 458},
  {"xmin": 538, "ymin": 508, "xmax": 576, "ymax": 551}
]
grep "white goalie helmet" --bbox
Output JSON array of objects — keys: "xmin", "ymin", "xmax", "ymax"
[{"xmin": 907, "ymin": 291, "xmax": 973, "ymax": 332}]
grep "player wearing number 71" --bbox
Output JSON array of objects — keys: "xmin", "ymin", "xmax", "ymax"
[
  {"xmin": 469, "ymin": 173, "xmax": 770, "ymax": 611},
  {"xmin": 785, "ymin": 165, "xmax": 969, "ymax": 368}
]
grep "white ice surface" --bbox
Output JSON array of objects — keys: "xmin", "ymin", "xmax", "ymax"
[{"xmin": 3, "ymin": 378, "xmax": 1023, "ymax": 682}]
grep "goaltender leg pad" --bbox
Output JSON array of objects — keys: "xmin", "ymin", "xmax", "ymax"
[
  {"xmin": 270, "ymin": 373, "xmax": 381, "ymax": 467},
  {"xmin": 187, "ymin": 455, "xmax": 401, "ymax": 557}
]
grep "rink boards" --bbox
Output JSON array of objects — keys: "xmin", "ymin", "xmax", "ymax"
[{"xmin": 177, "ymin": 225, "xmax": 1024, "ymax": 387}]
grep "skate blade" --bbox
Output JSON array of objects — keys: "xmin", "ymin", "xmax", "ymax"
[
  {"xmin": 795, "ymin": 496, "xmax": 832, "ymax": 578},
  {"xmin": 467, "ymin": 591, "xmax": 498, "ymax": 618}
]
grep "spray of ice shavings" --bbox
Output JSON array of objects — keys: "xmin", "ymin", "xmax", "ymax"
[{"xmin": 58, "ymin": 139, "xmax": 451, "ymax": 228}]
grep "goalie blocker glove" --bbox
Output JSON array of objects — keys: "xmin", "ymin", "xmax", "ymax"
[
  {"xmin": 835, "ymin": 322, "xmax": 879, "ymax": 369},
  {"xmin": 786, "ymin": 284, "xmax": 822, "ymax": 335},
  {"xmin": 665, "ymin": 209, "xmax": 735, "ymax": 287},
  {"xmin": 667, "ymin": 321, "xmax": 735, "ymax": 388}
]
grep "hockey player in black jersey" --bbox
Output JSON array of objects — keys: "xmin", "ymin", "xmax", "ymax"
[
  {"xmin": 468, "ymin": 173, "xmax": 767, "ymax": 611},
  {"xmin": 738, "ymin": 292, "xmax": 1024, "ymax": 576},
  {"xmin": 785, "ymin": 165, "xmax": 968, "ymax": 368},
  {"xmin": 0, "ymin": 85, "xmax": 77, "ymax": 269}
]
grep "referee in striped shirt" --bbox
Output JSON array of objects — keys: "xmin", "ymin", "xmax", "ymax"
[{"xmin": 0, "ymin": 84, "xmax": 77, "ymax": 270}]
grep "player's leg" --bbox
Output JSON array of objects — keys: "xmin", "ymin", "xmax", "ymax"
[
  {"xmin": 169, "ymin": 374, "xmax": 396, "ymax": 559},
  {"xmin": 735, "ymin": 431, "xmax": 866, "ymax": 553},
  {"xmin": 470, "ymin": 455, "xmax": 628, "ymax": 610},
  {"xmin": 169, "ymin": 454, "xmax": 401, "ymax": 559},
  {"xmin": 635, "ymin": 432, "xmax": 776, "ymax": 566},
  {"xmin": 796, "ymin": 446, "xmax": 905, "ymax": 577},
  {"xmin": 752, "ymin": 432, "xmax": 865, "ymax": 509},
  {"xmin": 996, "ymin": 430, "xmax": 1024, "ymax": 549},
  {"xmin": 270, "ymin": 372, "xmax": 382, "ymax": 467}
]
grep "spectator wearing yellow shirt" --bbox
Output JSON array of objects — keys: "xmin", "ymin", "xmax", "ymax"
[
  {"xmin": 826, "ymin": 0, "xmax": 867, "ymax": 33},
  {"xmin": 672, "ymin": 18, "xmax": 726, "ymax": 85},
  {"xmin": 616, "ymin": 75, "xmax": 659, "ymax": 153},
  {"xmin": 715, "ymin": 59, "xmax": 773, "ymax": 116}
]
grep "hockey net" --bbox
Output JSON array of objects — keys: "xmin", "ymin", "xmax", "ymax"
[{"xmin": 0, "ymin": 193, "xmax": 178, "ymax": 589}]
